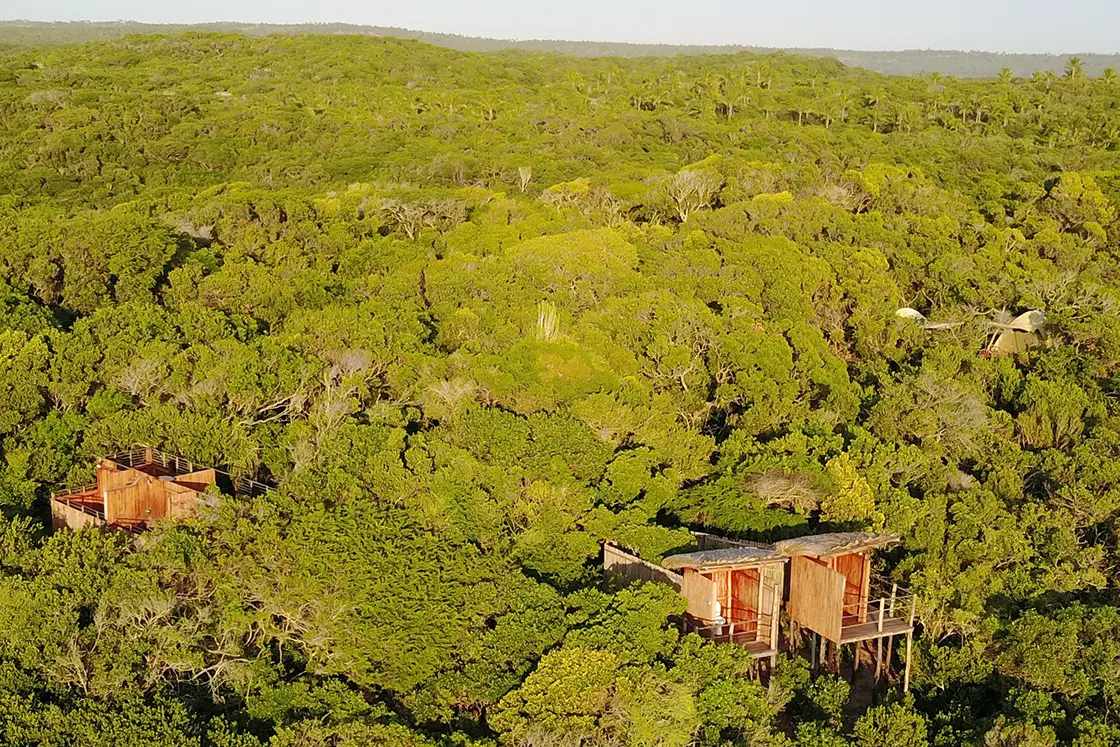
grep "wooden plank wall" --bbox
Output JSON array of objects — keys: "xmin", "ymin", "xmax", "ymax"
[
  {"xmin": 788, "ymin": 556, "xmax": 845, "ymax": 643},
  {"xmin": 681, "ymin": 570, "xmax": 719, "ymax": 622},
  {"xmin": 603, "ymin": 544, "xmax": 683, "ymax": 591},
  {"xmin": 51, "ymin": 500, "xmax": 104, "ymax": 532},
  {"xmin": 166, "ymin": 483, "xmax": 201, "ymax": 520},
  {"xmin": 174, "ymin": 469, "xmax": 217, "ymax": 492},
  {"xmin": 103, "ymin": 467, "xmax": 167, "ymax": 525},
  {"xmin": 731, "ymin": 568, "xmax": 761, "ymax": 624},
  {"xmin": 832, "ymin": 552, "xmax": 870, "ymax": 623},
  {"xmin": 691, "ymin": 531, "xmax": 767, "ymax": 550}
]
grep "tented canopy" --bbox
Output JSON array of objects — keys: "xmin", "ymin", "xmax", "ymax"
[
  {"xmin": 774, "ymin": 531, "xmax": 900, "ymax": 558},
  {"xmin": 663, "ymin": 545, "xmax": 786, "ymax": 570}
]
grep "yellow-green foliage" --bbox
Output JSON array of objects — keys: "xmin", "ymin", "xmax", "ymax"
[{"xmin": 0, "ymin": 31, "xmax": 1118, "ymax": 747}]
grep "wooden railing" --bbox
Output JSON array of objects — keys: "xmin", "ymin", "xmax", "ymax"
[
  {"xmin": 839, "ymin": 582, "xmax": 916, "ymax": 639},
  {"xmin": 51, "ymin": 484, "xmax": 104, "ymax": 519},
  {"xmin": 107, "ymin": 445, "xmax": 273, "ymax": 497},
  {"xmin": 685, "ymin": 618, "xmax": 760, "ymax": 641},
  {"xmin": 683, "ymin": 602, "xmax": 776, "ymax": 644}
]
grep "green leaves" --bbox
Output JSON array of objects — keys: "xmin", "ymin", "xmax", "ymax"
[
  {"xmin": 2, "ymin": 27, "xmax": 1120, "ymax": 747},
  {"xmin": 490, "ymin": 647, "xmax": 621, "ymax": 740},
  {"xmin": 0, "ymin": 330, "xmax": 48, "ymax": 435}
]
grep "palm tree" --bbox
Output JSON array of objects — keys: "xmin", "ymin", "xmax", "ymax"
[
  {"xmin": 792, "ymin": 96, "xmax": 813, "ymax": 126},
  {"xmin": 865, "ymin": 88, "xmax": 886, "ymax": 132},
  {"xmin": 1065, "ymin": 56, "xmax": 1085, "ymax": 80},
  {"xmin": 998, "ymin": 67, "xmax": 1014, "ymax": 84},
  {"xmin": 1103, "ymin": 68, "xmax": 1118, "ymax": 85},
  {"xmin": 967, "ymin": 93, "xmax": 990, "ymax": 124}
]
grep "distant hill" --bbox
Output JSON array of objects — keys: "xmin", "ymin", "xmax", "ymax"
[{"xmin": 2, "ymin": 19, "xmax": 1118, "ymax": 78}]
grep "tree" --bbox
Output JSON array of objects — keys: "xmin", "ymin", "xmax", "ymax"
[
  {"xmin": 664, "ymin": 169, "xmax": 724, "ymax": 222},
  {"xmin": 1065, "ymin": 56, "xmax": 1085, "ymax": 80}
]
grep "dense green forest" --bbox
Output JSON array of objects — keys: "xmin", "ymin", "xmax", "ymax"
[
  {"xmin": 1, "ymin": 31, "xmax": 1120, "ymax": 746},
  {"xmin": 4, "ymin": 20, "xmax": 1120, "ymax": 78}
]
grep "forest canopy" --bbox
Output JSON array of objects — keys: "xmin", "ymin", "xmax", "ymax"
[
  {"xmin": 4, "ymin": 20, "xmax": 1120, "ymax": 78},
  {"xmin": 1, "ymin": 31, "xmax": 1120, "ymax": 747}
]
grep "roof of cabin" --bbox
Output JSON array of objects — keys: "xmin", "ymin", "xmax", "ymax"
[
  {"xmin": 662, "ymin": 545, "xmax": 787, "ymax": 570},
  {"xmin": 774, "ymin": 531, "xmax": 899, "ymax": 558}
]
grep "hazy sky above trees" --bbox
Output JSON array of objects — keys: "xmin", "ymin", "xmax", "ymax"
[{"xmin": 11, "ymin": 0, "xmax": 1120, "ymax": 53}]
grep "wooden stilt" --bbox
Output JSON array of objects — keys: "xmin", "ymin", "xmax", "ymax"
[
  {"xmin": 811, "ymin": 632, "xmax": 818, "ymax": 671},
  {"xmin": 875, "ymin": 638, "xmax": 883, "ymax": 682},
  {"xmin": 903, "ymin": 632, "xmax": 913, "ymax": 693}
]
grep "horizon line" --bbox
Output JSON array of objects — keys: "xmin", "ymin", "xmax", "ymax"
[{"xmin": 3, "ymin": 18, "xmax": 1118, "ymax": 57}]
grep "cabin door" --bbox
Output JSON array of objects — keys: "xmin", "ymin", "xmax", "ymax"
[
  {"xmin": 830, "ymin": 553, "xmax": 870, "ymax": 624},
  {"xmin": 730, "ymin": 568, "xmax": 761, "ymax": 640}
]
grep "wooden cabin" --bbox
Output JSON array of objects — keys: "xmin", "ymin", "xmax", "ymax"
[
  {"xmin": 604, "ymin": 532, "xmax": 787, "ymax": 664},
  {"xmin": 774, "ymin": 532, "xmax": 916, "ymax": 689},
  {"xmin": 50, "ymin": 446, "xmax": 270, "ymax": 533}
]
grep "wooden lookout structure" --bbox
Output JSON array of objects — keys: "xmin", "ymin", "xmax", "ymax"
[
  {"xmin": 604, "ymin": 532, "xmax": 787, "ymax": 665},
  {"xmin": 775, "ymin": 532, "xmax": 916, "ymax": 690},
  {"xmin": 51, "ymin": 446, "xmax": 271, "ymax": 534}
]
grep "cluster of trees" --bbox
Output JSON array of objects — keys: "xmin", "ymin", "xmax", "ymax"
[{"xmin": 0, "ymin": 32, "xmax": 1119, "ymax": 746}]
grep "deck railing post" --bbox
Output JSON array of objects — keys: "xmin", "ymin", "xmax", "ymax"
[
  {"xmin": 770, "ymin": 584, "xmax": 780, "ymax": 652},
  {"xmin": 874, "ymin": 598, "xmax": 886, "ymax": 683},
  {"xmin": 902, "ymin": 595, "xmax": 917, "ymax": 693},
  {"xmin": 885, "ymin": 584, "xmax": 898, "ymax": 680}
]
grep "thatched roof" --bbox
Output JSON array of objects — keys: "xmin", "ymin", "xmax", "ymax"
[
  {"xmin": 662, "ymin": 546, "xmax": 786, "ymax": 570},
  {"xmin": 774, "ymin": 532, "xmax": 899, "ymax": 558}
]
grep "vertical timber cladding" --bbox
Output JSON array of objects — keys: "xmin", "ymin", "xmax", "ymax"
[
  {"xmin": 103, "ymin": 467, "xmax": 167, "ymax": 525},
  {"xmin": 166, "ymin": 483, "xmax": 201, "ymax": 520},
  {"xmin": 174, "ymin": 468, "xmax": 218, "ymax": 492},
  {"xmin": 831, "ymin": 552, "xmax": 871, "ymax": 623},
  {"xmin": 681, "ymin": 569, "xmax": 719, "ymax": 622},
  {"xmin": 788, "ymin": 556, "xmax": 846, "ymax": 643},
  {"xmin": 602, "ymin": 544, "xmax": 684, "ymax": 591},
  {"xmin": 168, "ymin": 468, "xmax": 217, "ymax": 520},
  {"xmin": 730, "ymin": 567, "xmax": 761, "ymax": 627}
]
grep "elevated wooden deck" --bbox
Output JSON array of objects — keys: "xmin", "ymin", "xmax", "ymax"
[
  {"xmin": 840, "ymin": 617, "xmax": 914, "ymax": 644},
  {"xmin": 683, "ymin": 619, "xmax": 778, "ymax": 659}
]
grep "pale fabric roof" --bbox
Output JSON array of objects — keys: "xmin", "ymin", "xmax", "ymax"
[
  {"xmin": 774, "ymin": 531, "xmax": 900, "ymax": 558},
  {"xmin": 662, "ymin": 545, "xmax": 786, "ymax": 570}
]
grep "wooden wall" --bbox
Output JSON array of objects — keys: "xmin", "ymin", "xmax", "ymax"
[
  {"xmin": 831, "ymin": 552, "xmax": 871, "ymax": 623},
  {"xmin": 730, "ymin": 568, "xmax": 761, "ymax": 624},
  {"xmin": 173, "ymin": 469, "xmax": 217, "ymax": 493},
  {"xmin": 51, "ymin": 500, "xmax": 105, "ymax": 532},
  {"xmin": 788, "ymin": 556, "xmax": 845, "ymax": 643},
  {"xmin": 167, "ymin": 483, "xmax": 202, "ymax": 520},
  {"xmin": 681, "ymin": 570, "xmax": 719, "ymax": 622},
  {"xmin": 691, "ymin": 531, "xmax": 768, "ymax": 551},
  {"xmin": 103, "ymin": 467, "xmax": 167, "ymax": 526},
  {"xmin": 603, "ymin": 544, "xmax": 684, "ymax": 591}
]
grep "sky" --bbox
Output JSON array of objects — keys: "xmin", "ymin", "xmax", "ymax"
[{"xmin": 6, "ymin": 0, "xmax": 1119, "ymax": 54}]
